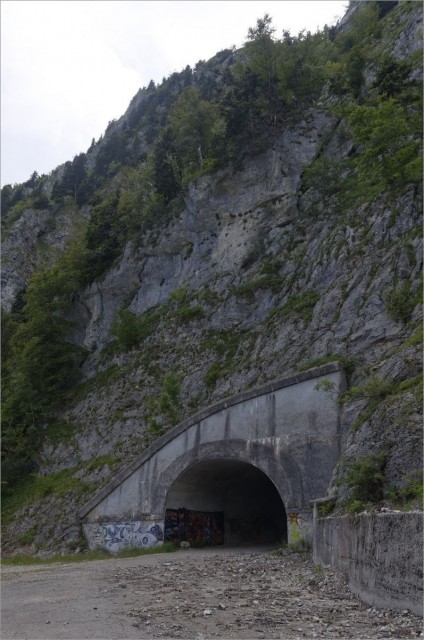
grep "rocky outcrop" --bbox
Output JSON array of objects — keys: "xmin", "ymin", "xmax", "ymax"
[{"xmin": 1, "ymin": 203, "xmax": 90, "ymax": 311}]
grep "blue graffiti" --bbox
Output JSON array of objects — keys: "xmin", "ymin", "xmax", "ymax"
[{"xmin": 102, "ymin": 521, "xmax": 163, "ymax": 553}]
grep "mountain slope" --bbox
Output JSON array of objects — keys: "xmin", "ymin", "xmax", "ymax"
[{"xmin": 1, "ymin": 0, "xmax": 422, "ymax": 555}]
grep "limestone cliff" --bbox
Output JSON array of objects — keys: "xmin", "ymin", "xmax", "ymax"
[{"xmin": 1, "ymin": 0, "xmax": 422, "ymax": 555}]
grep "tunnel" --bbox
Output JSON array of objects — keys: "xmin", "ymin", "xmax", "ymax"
[{"xmin": 164, "ymin": 459, "xmax": 287, "ymax": 546}]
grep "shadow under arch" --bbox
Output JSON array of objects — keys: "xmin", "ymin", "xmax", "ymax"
[{"xmin": 163, "ymin": 457, "xmax": 288, "ymax": 546}]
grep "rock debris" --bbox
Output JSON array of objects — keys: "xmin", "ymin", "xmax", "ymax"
[{"xmin": 109, "ymin": 549, "xmax": 423, "ymax": 639}]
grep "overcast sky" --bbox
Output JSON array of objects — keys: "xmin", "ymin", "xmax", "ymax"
[{"xmin": 1, "ymin": 1, "xmax": 347, "ymax": 187}]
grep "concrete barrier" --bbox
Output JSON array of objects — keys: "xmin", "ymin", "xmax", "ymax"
[{"xmin": 313, "ymin": 511, "xmax": 423, "ymax": 616}]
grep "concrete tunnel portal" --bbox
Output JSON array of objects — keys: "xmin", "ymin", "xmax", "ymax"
[
  {"xmin": 164, "ymin": 459, "xmax": 288, "ymax": 546},
  {"xmin": 79, "ymin": 364, "xmax": 344, "ymax": 553}
]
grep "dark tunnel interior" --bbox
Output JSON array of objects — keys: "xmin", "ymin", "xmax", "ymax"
[{"xmin": 164, "ymin": 459, "xmax": 287, "ymax": 546}]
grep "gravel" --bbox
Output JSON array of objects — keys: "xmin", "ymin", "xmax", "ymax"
[{"xmin": 2, "ymin": 547, "xmax": 422, "ymax": 640}]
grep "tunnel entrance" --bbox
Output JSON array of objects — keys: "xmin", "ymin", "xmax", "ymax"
[{"xmin": 164, "ymin": 459, "xmax": 287, "ymax": 546}]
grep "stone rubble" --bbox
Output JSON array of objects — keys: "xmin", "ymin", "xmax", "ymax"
[{"xmin": 108, "ymin": 549, "xmax": 423, "ymax": 639}]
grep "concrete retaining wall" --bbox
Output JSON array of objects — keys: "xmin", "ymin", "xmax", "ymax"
[{"xmin": 313, "ymin": 511, "xmax": 423, "ymax": 616}]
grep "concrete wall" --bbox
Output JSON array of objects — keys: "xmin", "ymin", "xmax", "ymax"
[
  {"xmin": 79, "ymin": 363, "xmax": 344, "ymax": 552},
  {"xmin": 313, "ymin": 512, "xmax": 423, "ymax": 616},
  {"xmin": 83, "ymin": 520, "xmax": 163, "ymax": 554}
]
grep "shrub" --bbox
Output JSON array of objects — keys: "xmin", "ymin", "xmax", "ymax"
[
  {"xmin": 146, "ymin": 371, "xmax": 182, "ymax": 430},
  {"xmin": 110, "ymin": 308, "xmax": 155, "ymax": 350},
  {"xmin": 234, "ymin": 275, "xmax": 285, "ymax": 298},
  {"xmin": 298, "ymin": 354, "xmax": 356, "ymax": 375},
  {"xmin": 175, "ymin": 304, "xmax": 204, "ymax": 322},
  {"xmin": 203, "ymin": 362, "xmax": 224, "ymax": 388},
  {"xmin": 386, "ymin": 282, "xmax": 417, "ymax": 324},
  {"xmin": 318, "ymin": 500, "xmax": 335, "ymax": 517},
  {"xmin": 17, "ymin": 528, "xmax": 37, "ymax": 545},
  {"xmin": 342, "ymin": 451, "xmax": 386, "ymax": 505},
  {"xmin": 344, "ymin": 373, "xmax": 393, "ymax": 402},
  {"xmin": 271, "ymin": 291, "xmax": 320, "ymax": 324},
  {"xmin": 85, "ymin": 455, "xmax": 116, "ymax": 473},
  {"xmin": 388, "ymin": 474, "xmax": 423, "ymax": 506}
]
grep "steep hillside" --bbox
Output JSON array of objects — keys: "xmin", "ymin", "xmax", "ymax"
[{"xmin": 1, "ymin": 0, "xmax": 422, "ymax": 556}]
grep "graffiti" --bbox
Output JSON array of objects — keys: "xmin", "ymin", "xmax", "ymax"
[
  {"xmin": 82, "ymin": 521, "xmax": 164, "ymax": 553},
  {"xmin": 165, "ymin": 508, "xmax": 224, "ymax": 546},
  {"xmin": 288, "ymin": 511, "xmax": 311, "ymax": 545},
  {"xmin": 83, "ymin": 523, "xmax": 104, "ymax": 550}
]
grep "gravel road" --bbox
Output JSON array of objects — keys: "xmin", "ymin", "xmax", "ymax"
[{"xmin": 2, "ymin": 546, "xmax": 422, "ymax": 640}]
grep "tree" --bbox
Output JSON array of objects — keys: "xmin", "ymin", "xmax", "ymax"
[
  {"xmin": 1, "ymin": 256, "xmax": 86, "ymax": 489},
  {"xmin": 167, "ymin": 87, "xmax": 226, "ymax": 182},
  {"xmin": 1, "ymin": 184, "xmax": 14, "ymax": 219},
  {"xmin": 348, "ymin": 98, "xmax": 421, "ymax": 187},
  {"xmin": 246, "ymin": 13, "xmax": 277, "ymax": 84},
  {"xmin": 244, "ymin": 14, "xmax": 280, "ymax": 123},
  {"xmin": 375, "ymin": 56, "xmax": 412, "ymax": 99}
]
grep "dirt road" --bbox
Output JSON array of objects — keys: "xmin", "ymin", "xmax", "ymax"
[{"xmin": 1, "ymin": 547, "xmax": 422, "ymax": 640}]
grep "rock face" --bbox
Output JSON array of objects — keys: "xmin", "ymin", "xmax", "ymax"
[
  {"xmin": 75, "ymin": 109, "xmax": 336, "ymax": 350},
  {"xmin": 1, "ymin": 202, "xmax": 90, "ymax": 311},
  {"xmin": 1, "ymin": 1, "xmax": 422, "ymax": 556}
]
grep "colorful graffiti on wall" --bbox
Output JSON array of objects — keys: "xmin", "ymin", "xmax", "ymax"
[
  {"xmin": 288, "ymin": 511, "xmax": 311, "ymax": 545},
  {"xmin": 101, "ymin": 521, "xmax": 163, "ymax": 553},
  {"xmin": 165, "ymin": 508, "xmax": 224, "ymax": 546}
]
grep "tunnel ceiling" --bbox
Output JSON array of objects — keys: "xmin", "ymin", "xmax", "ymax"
[{"xmin": 167, "ymin": 458, "xmax": 270, "ymax": 492}]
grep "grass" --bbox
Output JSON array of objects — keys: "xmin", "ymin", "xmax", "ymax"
[
  {"xmin": 234, "ymin": 274, "xmax": 285, "ymax": 299},
  {"xmin": 273, "ymin": 540, "xmax": 312, "ymax": 555},
  {"xmin": 43, "ymin": 420, "xmax": 77, "ymax": 445},
  {"xmin": 270, "ymin": 291, "xmax": 320, "ymax": 325},
  {"xmin": 348, "ymin": 371, "xmax": 423, "ymax": 432},
  {"xmin": 84, "ymin": 454, "xmax": 117, "ymax": 473},
  {"xmin": 2, "ymin": 469, "xmax": 94, "ymax": 526},
  {"xmin": 201, "ymin": 329, "xmax": 248, "ymax": 388},
  {"xmin": 388, "ymin": 475, "xmax": 423, "ymax": 508},
  {"xmin": 297, "ymin": 354, "xmax": 355, "ymax": 375},
  {"xmin": 70, "ymin": 364, "xmax": 123, "ymax": 401},
  {"xmin": 2, "ymin": 542, "xmax": 177, "ymax": 566},
  {"xmin": 403, "ymin": 325, "xmax": 423, "ymax": 347},
  {"xmin": 175, "ymin": 304, "xmax": 205, "ymax": 322}
]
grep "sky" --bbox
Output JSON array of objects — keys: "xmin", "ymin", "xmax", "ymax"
[{"xmin": 1, "ymin": 1, "xmax": 347, "ymax": 187}]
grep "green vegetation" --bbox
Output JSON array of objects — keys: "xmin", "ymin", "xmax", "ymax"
[
  {"xmin": 2, "ymin": 468, "xmax": 94, "ymax": 526},
  {"xmin": 110, "ymin": 307, "xmax": 157, "ymax": 351},
  {"xmin": 271, "ymin": 291, "xmax": 320, "ymax": 324},
  {"xmin": 348, "ymin": 372, "xmax": 423, "ymax": 432},
  {"xmin": 2, "ymin": 542, "xmax": 176, "ymax": 566},
  {"xmin": 389, "ymin": 473, "xmax": 423, "ymax": 507},
  {"xmin": 348, "ymin": 98, "xmax": 421, "ymax": 190},
  {"xmin": 234, "ymin": 274, "xmax": 285, "ymax": 299},
  {"xmin": 85, "ymin": 455, "xmax": 117, "ymax": 473},
  {"xmin": 17, "ymin": 527, "xmax": 38, "ymax": 546},
  {"xmin": 201, "ymin": 329, "xmax": 246, "ymax": 388},
  {"xmin": 297, "ymin": 354, "xmax": 356, "ymax": 375},
  {"xmin": 105, "ymin": 287, "xmax": 208, "ymax": 344},
  {"xmin": 274, "ymin": 539, "xmax": 312, "ymax": 555},
  {"xmin": 343, "ymin": 373, "xmax": 394, "ymax": 403},
  {"xmin": 340, "ymin": 451, "xmax": 387, "ymax": 513},
  {"xmin": 146, "ymin": 371, "xmax": 183, "ymax": 435},
  {"xmin": 43, "ymin": 421, "xmax": 77, "ymax": 446},
  {"xmin": 386, "ymin": 281, "xmax": 420, "ymax": 324},
  {"xmin": 317, "ymin": 500, "xmax": 335, "ymax": 517},
  {"xmin": 1, "ymin": 254, "xmax": 88, "ymax": 491},
  {"xmin": 403, "ymin": 325, "xmax": 423, "ymax": 347}
]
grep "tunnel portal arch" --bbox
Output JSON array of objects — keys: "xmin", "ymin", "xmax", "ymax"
[
  {"xmin": 79, "ymin": 363, "xmax": 344, "ymax": 554},
  {"xmin": 164, "ymin": 458, "xmax": 288, "ymax": 546}
]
